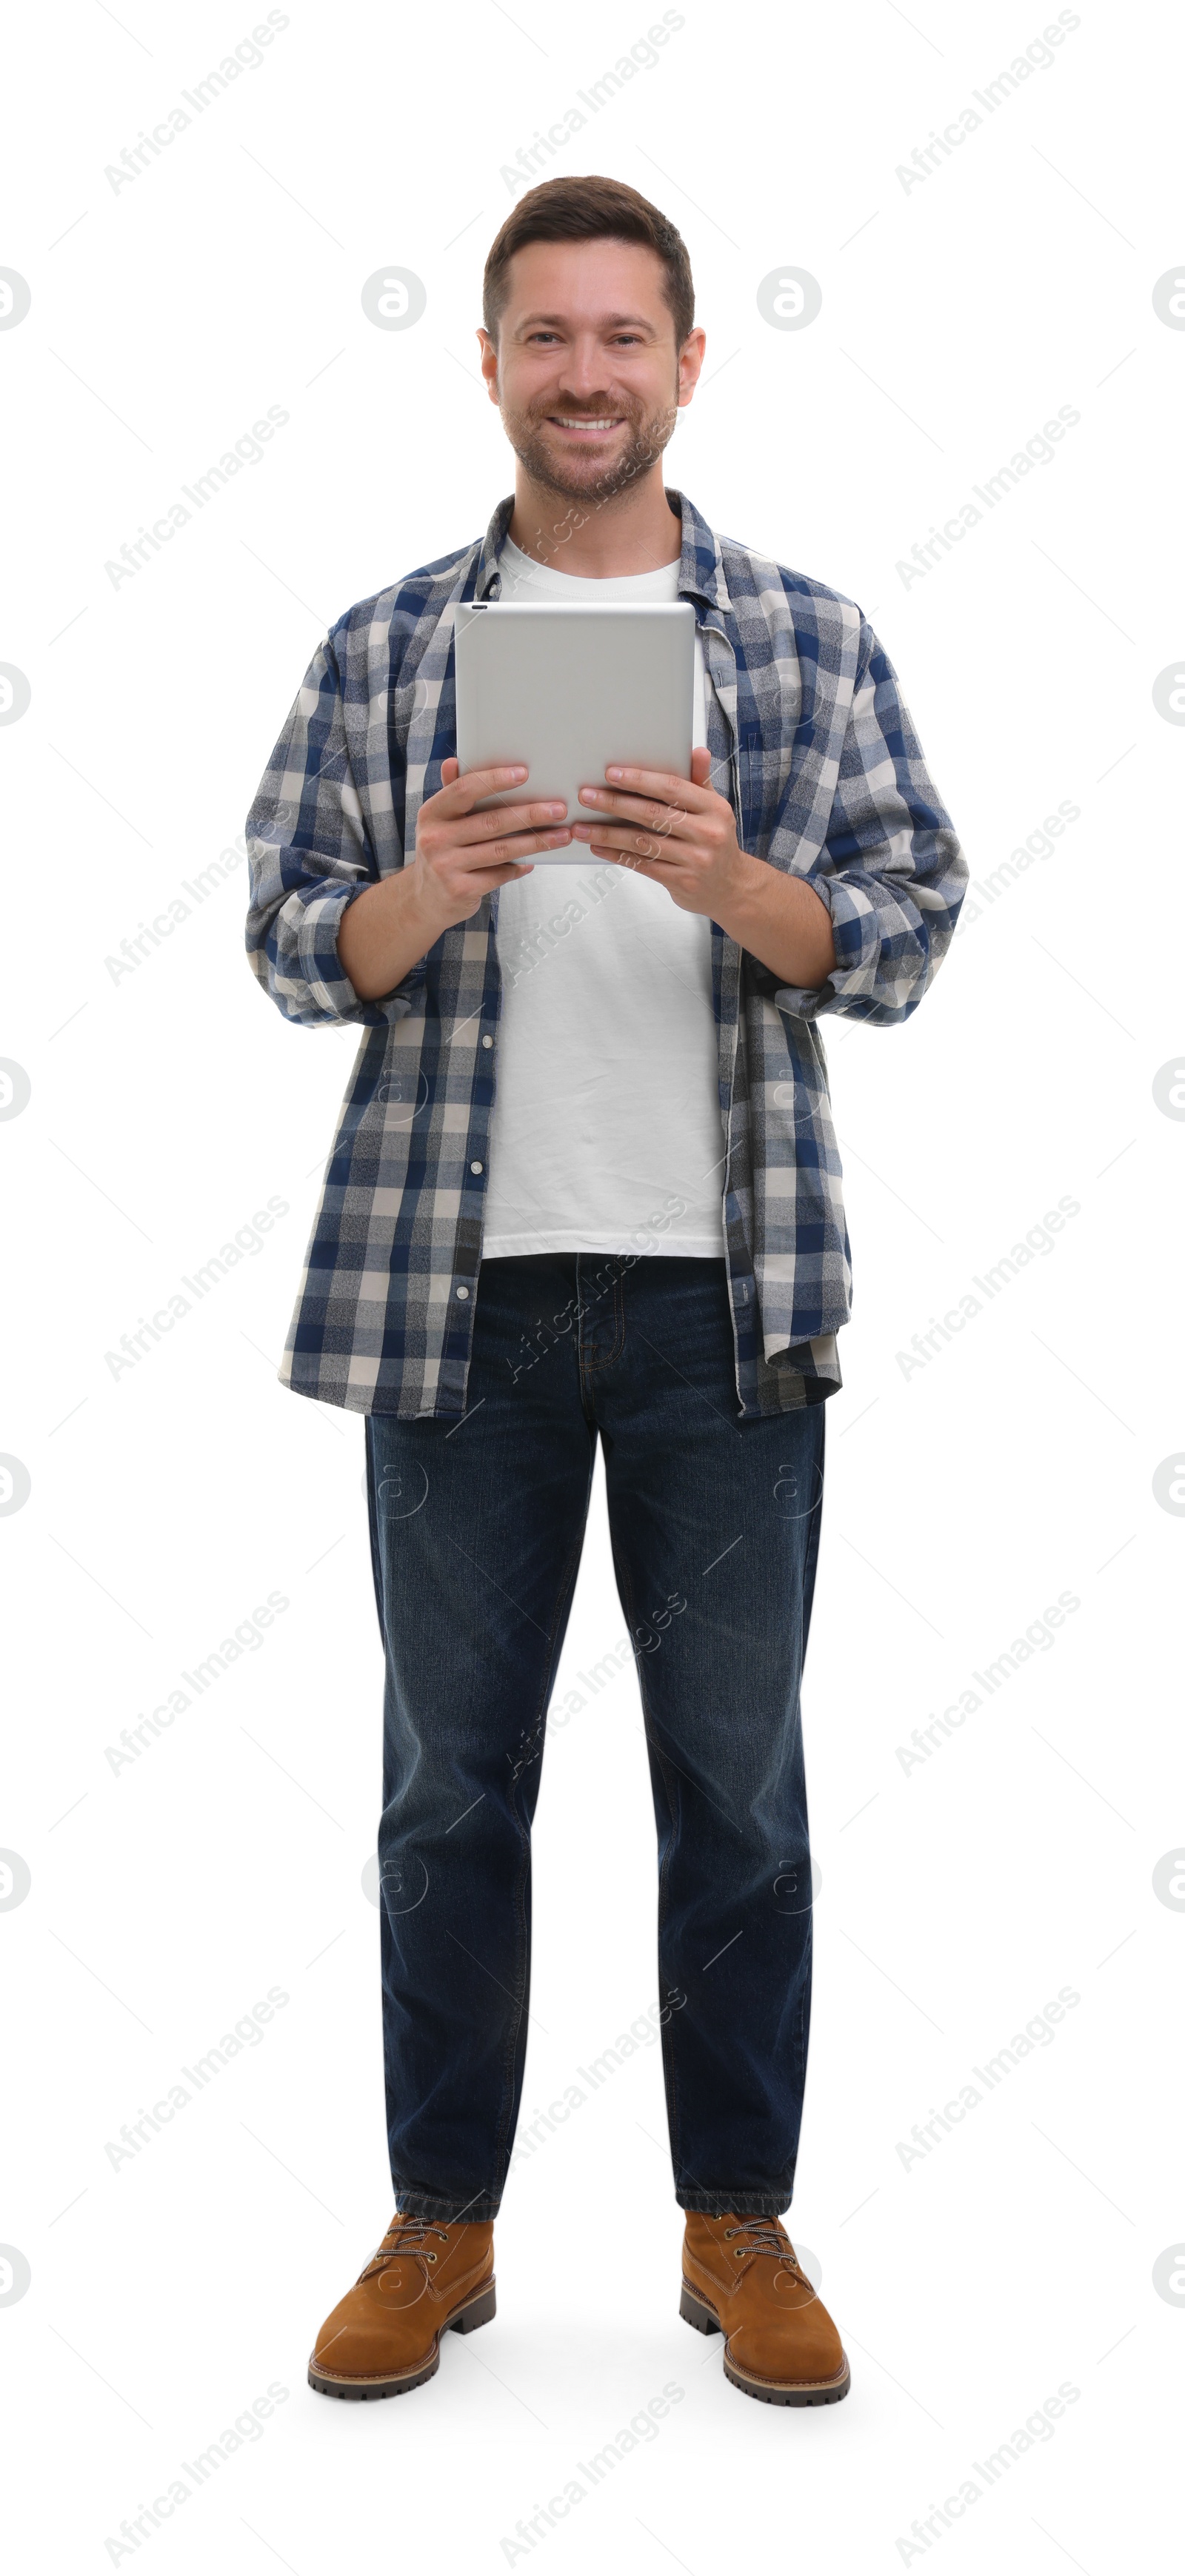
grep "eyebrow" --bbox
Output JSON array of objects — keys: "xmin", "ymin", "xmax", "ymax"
[{"xmin": 513, "ymin": 311, "xmax": 659, "ymax": 332}]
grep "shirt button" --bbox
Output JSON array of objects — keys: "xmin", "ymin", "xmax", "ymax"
[
  {"xmin": 481, "ymin": 1034, "xmax": 493, "ymax": 1048},
  {"xmin": 470, "ymin": 1160, "xmax": 484, "ymax": 1174},
  {"xmin": 456, "ymin": 1284, "xmax": 470, "ymax": 1299}
]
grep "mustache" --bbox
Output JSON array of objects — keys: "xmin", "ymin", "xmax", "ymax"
[{"xmin": 527, "ymin": 398, "xmax": 639, "ymax": 421}]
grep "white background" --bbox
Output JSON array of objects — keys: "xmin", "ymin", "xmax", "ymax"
[{"xmin": 2, "ymin": 0, "xmax": 1182, "ymax": 2569}]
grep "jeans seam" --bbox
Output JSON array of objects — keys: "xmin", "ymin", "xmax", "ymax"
[
  {"xmin": 678, "ymin": 2192, "xmax": 787, "ymax": 2215},
  {"xmin": 488, "ymin": 1469, "xmax": 594, "ymax": 2200},
  {"xmin": 364, "ymin": 1419, "xmax": 390, "ymax": 1651},
  {"xmin": 577, "ymin": 1259, "xmax": 625, "ymax": 1380},
  {"xmin": 652, "ymin": 1725, "xmax": 684, "ymax": 2190},
  {"xmin": 395, "ymin": 2189, "xmax": 498, "ymax": 2220},
  {"xmin": 613, "ymin": 1545, "xmax": 688, "ymax": 2195},
  {"xmin": 488, "ymin": 1814, "xmax": 533, "ymax": 2204}
]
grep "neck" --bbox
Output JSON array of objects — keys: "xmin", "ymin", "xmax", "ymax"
[{"xmin": 507, "ymin": 464, "xmax": 681, "ymax": 578}]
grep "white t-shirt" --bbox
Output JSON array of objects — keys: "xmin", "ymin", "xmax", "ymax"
[{"xmin": 481, "ymin": 535, "xmax": 727, "ymax": 1260}]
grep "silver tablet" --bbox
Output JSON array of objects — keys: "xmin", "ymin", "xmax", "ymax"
[{"xmin": 453, "ymin": 600, "xmax": 695, "ymax": 865}]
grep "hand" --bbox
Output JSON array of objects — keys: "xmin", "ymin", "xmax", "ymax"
[
  {"xmin": 412, "ymin": 757, "xmax": 573, "ymax": 930},
  {"xmin": 337, "ymin": 759, "xmax": 571, "ymax": 1001},
  {"xmin": 568, "ymin": 746, "xmax": 753, "ymax": 917},
  {"xmin": 569, "ymin": 744, "xmax": 837, "ymax": 987}
]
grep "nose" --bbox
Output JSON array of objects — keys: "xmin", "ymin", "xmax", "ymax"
[{"xmin": 553, "ymin": 335, "xmax": 618, "ymax": 404}]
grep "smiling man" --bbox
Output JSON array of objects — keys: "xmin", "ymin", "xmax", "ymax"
[{"xmin": 246, "ymin": 175, "xmax": 967, "ymax": 2409}]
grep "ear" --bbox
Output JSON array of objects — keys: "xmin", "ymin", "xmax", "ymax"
[
  {"xmin": 477, "ymin": 327, "xmax": 501, "ymax": 407},
  {"xmin": 677, "ymin": 327, "xmax": 707, "ymax": 409}
]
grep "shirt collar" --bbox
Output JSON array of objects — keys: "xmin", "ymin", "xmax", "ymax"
[{"xmin": 474, "ymin": 486, "xmax": 731, "ymax": 615}]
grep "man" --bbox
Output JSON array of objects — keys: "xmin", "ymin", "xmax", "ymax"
[{"xmin": 245, "ymin": 175, "xmax": 967, "ymax": 2408}]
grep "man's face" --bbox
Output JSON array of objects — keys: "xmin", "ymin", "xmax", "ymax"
[{"xmin": 478, "ymin": 238, "xmax": 704, "ymax": 506}]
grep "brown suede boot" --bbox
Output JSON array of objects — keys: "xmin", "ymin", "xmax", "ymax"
[
  {"xmin": 308, "ymin": 2212, "xmax": 496, "ymax": 2399},
  {"xmin": 681, "ymin": 2212, "xmax": 850, "ymax": 2405}
]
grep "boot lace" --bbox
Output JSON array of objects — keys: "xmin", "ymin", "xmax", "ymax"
[
  {"xmin": 361, "ymin": 2214, "xmax": 452, "ymax": 2279},
  {"xmin": 721, "ymin": 2215, "xmax": 808, "ymax": 2280}
]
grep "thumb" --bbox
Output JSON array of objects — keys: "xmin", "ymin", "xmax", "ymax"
[
  {"xmin": 690, "ymin": 746, "xmax": 713, "ymax": 787},
  {"xmin": 441, "ymin": 757, "xmax": 460, "ymax": 785}
]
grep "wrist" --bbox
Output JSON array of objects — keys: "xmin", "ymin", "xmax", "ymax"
[
  {"xmin": 710, "ymin": 846, "xmax": 767, "ymax": 943},
  {"xmin": 715, "ymin": 852, "xmax": 837, "ymax": 988},
  {"xmin": 402, "ymin": 861, "xmax": 458, "ymax": 942}
]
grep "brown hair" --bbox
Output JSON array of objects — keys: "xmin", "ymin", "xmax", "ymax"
[{"xmin": 483, "ymin": 175, "xmax": 695, "ymax": 348}]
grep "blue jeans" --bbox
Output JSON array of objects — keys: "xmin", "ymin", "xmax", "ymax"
[{"xmin": 365, "ymin": 1252, "xmax": 827, "ymax": 2221}]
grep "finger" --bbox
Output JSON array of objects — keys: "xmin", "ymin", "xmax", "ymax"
[
  {"xmin": 461, "ymin": 825, "xmax": 573, "ymax": 867},
  {"xmin": 570, "ymin": 821, "xmax": 681, "ymax": 863},
  {"xmin": 430, "ymin": 762, "xmax": 530, "ymax": 813},
  {"xmin": 603, "ymin": 763, "xmax": 713, "ymax": 807},
  {"xmin": 583, "ymin": 840, "xmax": 668, "ymax": 878},
  {"xmin": 450, "ymin": 797, "xmax": 570, "ymax": 847},
  {"xmin": 576, "ymin": 785, "xmax": 695, "ymax": 835}
]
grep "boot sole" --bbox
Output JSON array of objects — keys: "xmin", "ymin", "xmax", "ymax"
[
  {"xmin": 308, "ymin": 2279, "xmax": 497, "ymax": 2399},
  {"xmin": 679, "ymin": 2283, "xmax": 851, "ymax": 2406}
]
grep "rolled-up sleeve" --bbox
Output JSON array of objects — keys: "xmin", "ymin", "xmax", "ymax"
[
  {"xmin": 244, "ymin": 632, "xmax": 424, "ymax": 1029},
  {"xmin": 773, "ymin": 618, "xmax": 968, "ymax": 1028}
]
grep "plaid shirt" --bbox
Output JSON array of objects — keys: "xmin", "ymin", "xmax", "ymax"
[{"xmin": 245, "ymin": 492, "xmax": 967, "ymax": 1421}]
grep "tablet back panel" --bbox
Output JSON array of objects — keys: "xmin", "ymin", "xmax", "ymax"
[{"xmin": 453, "ymin": 600, "xmax": 695, "ymax": 864}]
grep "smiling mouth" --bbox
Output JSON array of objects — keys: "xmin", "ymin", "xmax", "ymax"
[{"xmin": 546, "ymin": 415, "xmax": 625, "ymax": 436}]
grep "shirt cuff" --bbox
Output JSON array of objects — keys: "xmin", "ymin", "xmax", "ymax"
[
  {"xmin": 296, "ymin": 882, "xmax": 424, "ymax": 1024},
  {"xmin": 772, "ymin": 873, "xmax": 883, "ymax": 1021}
]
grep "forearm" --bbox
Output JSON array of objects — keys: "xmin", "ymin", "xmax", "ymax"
[
  {"xmin": 715, "ymin": 852, "xmax": 837, "ymax": 991},
  {"xmin": 337, "ymin": 869, "xmax": 448, "ymax": 1001}
]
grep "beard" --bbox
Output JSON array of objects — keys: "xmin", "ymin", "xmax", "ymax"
[{"xmin": 500, "ymin": 390, "xmax": 679, "ymax": 508}]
